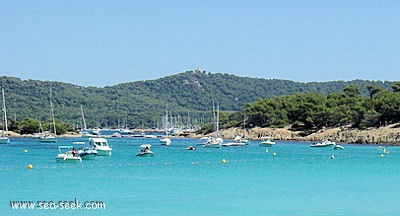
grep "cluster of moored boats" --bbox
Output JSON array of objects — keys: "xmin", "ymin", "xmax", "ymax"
[
  {"xmin": 201, "ymin": 135, "xmax": 277, "ymax": 148},
  {"xmin": 56, "ymin": 138, "xmax": 113, "ymax": 162},
  {"xmin": 56, "ymin": 137, "xmax": 161, "ymax": 162},
  {"xmin": 56, "ymin": 136, "xmax": 345, "ymax": 162}
]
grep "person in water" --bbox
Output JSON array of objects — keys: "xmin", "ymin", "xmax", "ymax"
[
  {"xmin": 71, "ymin": 148, "xmax": 77, "ymax": 156},
  {"xmin": 141, "ymin": 146, "xmax": 150, "ymax": 153}
]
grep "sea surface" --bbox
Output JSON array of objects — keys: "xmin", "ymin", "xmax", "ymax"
[{"xmin": 1, "ymin": 137, "xmax": 400, "ymax": 216}]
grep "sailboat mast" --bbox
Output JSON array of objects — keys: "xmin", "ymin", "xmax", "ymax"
[
  {"xmin": 243, "ymin": 115, "xmax": 246, "ymax": 130},
  {"xmin": 125, "ymin": 108, "xmax": 128, "ymax": 129},
  {"xmin": 50, "ymin": 89, "xmax": 57, "ymax": 135},
  {"xmin": 216, "ymin": 103, "xmax": 219, "ymax": 134},
  {"xmin": 164, "ymin": 105, "xmax": 169, "ymax": 135},
  {"xmin": 187, "ymin": 110, "xmax": 190, "ymax": 129},
  {"xmin": 212, "ymin": 101, "xmax": 216, "ymax": 132},
  {"xmin": 2, "ymin": 88, "xmax": 8, "ymax": 132},
  {"xmin": 165, "ymin": 105, "xmax": 168, "ymax": 129},
  {"xmin": 81, "ymin": 105, "xmax": 87, "ymax": 130}
]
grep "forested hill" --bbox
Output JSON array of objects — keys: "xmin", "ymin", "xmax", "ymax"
[{"xmin": 0, "ymin": 71, "xmax": 393, "ymax": 128}]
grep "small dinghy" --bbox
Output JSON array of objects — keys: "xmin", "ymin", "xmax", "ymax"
[{"xmin": 136, "ymin": 144, "xmax": 155, "ymax": 157}]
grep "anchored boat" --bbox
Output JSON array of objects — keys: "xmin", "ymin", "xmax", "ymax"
[
  {"xmin": 89, "ymin": 138, "xmax": 112, "ymax": 156},
  {"xmin": 259, "ymin": 137, "xmax": 276, "ymax": 147},
  {"xmin": 56, "ymin": 146, "xmax": 82, "ymax": 162},
  {"xmin": 310, "ymin": 140, "xmax": 336, "ymax": 147},
  {"xmin": 136, "ymin": 144, "xmax": 155, "ymax": 157}
]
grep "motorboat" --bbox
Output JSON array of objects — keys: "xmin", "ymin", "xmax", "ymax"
[
  {"xmin": 233, "ymin": 135, "xmax": 249, "ymax": 145},
  {"xmin": 259, "ymin": 138, "xmax": 276, "ymax": 147},
  {"xmin": 310, "ymin": 140, "xmax": 336, "ymax": 147},
  {"xmin": 160, "ymin": 137, "xmax": 172, "ymax": 146},
  {"xmin": 56, "ymin": 146, "xmax": 82, "ymax": 162},
  {"xmin": 80, "ymin": 131, "xmax": 93, "ymax": 137},
  {"xmin": 0, "ymin": 136, "xmax": 9, "ymax": 144},
  {"xmin": 333, "ymin": 144, "xmax": 345, "ymax": 150},
  {"xmin": 112, "ymin": 132, "xmax": 122, "ymax": 137},
  {"xmin": 40, "ymin": 134, "xmax": 57, "ymax": 143},
  {"xmin": 136, "ymin": 144, "xmax": 155, "ymax": 157},
  {"xmin": 91, "ymin": 128, "xmax": 101, "ymax": 135},
  {"xmin": 77, "ymin": 146, "xmax": 98, "ymax": 160},
  {"xmin": 222, "ymin": 136, "xmax": 249, "ymax": 147},
  {"xmin": 222, "ymin": 141, "xmax": 246, "ymax": 147},
  {"xmin": 203, "ymin": 137, "xmax": 223, "ymax": 148},
  {"xmin": 89, "ymin": 138, "xmax": 112, "ymax": 156}
]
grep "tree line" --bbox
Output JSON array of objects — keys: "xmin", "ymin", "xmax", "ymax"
[
  {"xmin": 212, "ymin": 82, "xmax": 400, "ymax": 134},
  {"xmin": 0, "ymin": 72, "xmax": 396, "ymax": 134}
]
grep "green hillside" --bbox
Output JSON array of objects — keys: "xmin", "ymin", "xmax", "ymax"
[{"xmin": 0, "ymin": 71, "xmax": 393, "ymax": 129}]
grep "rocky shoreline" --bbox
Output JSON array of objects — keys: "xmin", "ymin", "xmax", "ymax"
[
  {"xmin": 185, "ymin": 124, "xmax": 400, "ymax": 145},
  {"xmin": 4, "ymin": 123, "xmax": 400, "ymax": 145}
]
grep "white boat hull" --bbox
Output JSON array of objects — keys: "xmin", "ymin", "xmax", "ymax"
[
  {"xmin": 40, "ymin": 136, "xmax": 57, "ymax": 143},
  {"xmin": 136, "ymin": 151, "xmax": 155, "ymax": 157},
  {"xmin": 90, "ymin": 138, "xmax": 112, "ymax": 156},
  {"xmin": 56, "ymin": 154, "xmax": 82, "ymax": 162},
  {"xmin": 204, "ymin": 143, "xmax": 222, "ymax": 148},
  {"xmin": 259, "ymin": 140, "xmax": 276, "ymax": 147},
  {"xmin": 223, "ymin": 142, "xmax": 246, "ymax": 147},
  {"xmin": 96, "ymin": 149, "xmax": 112, "ymax": 156},
  {"xmin": 203, "ymin": 137, "xmax": 223, "ymax": 148},
  {"xmin": 77, "ymin": 148, "xmax": 98, "ymax": 159},
  {"xmin": 333, "ymin": 145, "xmax": 345, "ymax": 150},
  {"xmin": 310, "ymin": 140, "xmax": 335, "ymax": 147},
  {"xmin": 160, "ymin": 138, "xmax": 172, "ymax": 146},
  {"xmin": 137, "ymin": 144, "xmax": 154, "ymax": 157},
  {"xmin": 0, "ymin": 137, "xmax": 9, "ymax": 144}
]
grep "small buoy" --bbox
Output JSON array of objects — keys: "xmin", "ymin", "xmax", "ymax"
[
  {"xmin": 221, "ymin": 159, "xmax": 227, "ymax": 163},
  {"xmin": 265, "ymin": 149, "xmax": 269, "ymax": 153},
  {"xmin": 24, "ymin": 149, "xmax": 28, "ymax": 153},
  {"xmin": 272, "ymin": 152, "xmax": 277, "ymax": 156},
  {"xmin": 27, "ymin": 164, "xmax": 33, "ymax": 169},
  {"xmin": 330, "ymin": 155, "xmax": 335, "ymax": 159}
]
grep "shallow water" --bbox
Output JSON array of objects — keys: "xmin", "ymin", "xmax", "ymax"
[{"xmin": 1, "ymin": 137, "xmax": 400, "ymax": 215}]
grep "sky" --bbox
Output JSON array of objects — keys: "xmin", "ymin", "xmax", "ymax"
[{"xmin": 1, "ymin": 0, "xmax": 399, "ymax": 87}]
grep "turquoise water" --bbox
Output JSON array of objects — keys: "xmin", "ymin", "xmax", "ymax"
[{"xmin": 2, "ymin": 137, "xmax": 400, "ymax": 215}]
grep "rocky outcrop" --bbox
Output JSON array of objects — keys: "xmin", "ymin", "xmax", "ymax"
[{"xmin": 185, "ymin": 124, "xmax": 400, "ymax": 145}]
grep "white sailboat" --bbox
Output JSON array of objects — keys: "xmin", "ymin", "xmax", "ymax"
[
  {"xmin": 0, "ymin": 88, "xmax": 9, "ymax": 144},
  {"xmin": 79, "ymin": 105, "xmax": 92, "ymax": 137},
  {"xmin": 204, "ymin": 101, "xmax": 223, "ymax": 148},
  {"xmin": 40, "ymin": 89, "xmax": 57, "ymax": 143},
  {"xmin": 160, "ymin": 106, "xmax": 172, "ymax": 146}
]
